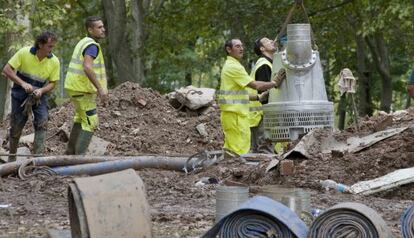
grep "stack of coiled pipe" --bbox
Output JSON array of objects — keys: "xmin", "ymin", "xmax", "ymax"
[
  {"xmin": 401, "ymin": 203, "xmax": 414, "ymax": 238},
  {"xmin": 308, "ymin": 202, "xmax": 392, "ymax": 238}
]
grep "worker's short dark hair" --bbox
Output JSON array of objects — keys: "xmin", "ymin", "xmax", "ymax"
[
  {"xmin": 85, "ymin": 16, "xmax": 102, "ymax": 30},
  {"xmin": 224, "ymin": 39, "xmax": 234, "ymax": 55},
  {"xmin": 34, "ymin": 31, "xmax": 57, "ymax": 49},
  {"xmin": 254, "ymin": 37, "xmax": 265, "ymax": 56}
]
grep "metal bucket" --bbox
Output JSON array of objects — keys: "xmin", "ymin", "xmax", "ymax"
[
  {"xmin": 68, "ymin": 169, "xmax": 152, "ymax": 238},
  {"xmin": 215, "ymin": 185, "xmax": 249, "ymax": 222},
  {"xmin": 258, "ymin": 185, "xmax": 310, "ymax": 217}
]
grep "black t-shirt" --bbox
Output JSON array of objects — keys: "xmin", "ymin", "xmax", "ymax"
[
  {"xmin": 254, "ymin": 56, "xmax": 273, "ymax": 103},
  {"xmin": 255, "ymin": 55, "xmax": 273, "ymax": 85}
]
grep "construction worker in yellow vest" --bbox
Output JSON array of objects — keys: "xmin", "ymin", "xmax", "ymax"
[
  {"xmin": 64, "ymin": 16, "xmax": 108, "ymax": 155},
  {"xmin": 217, "ymin": 38, "xmax": 285, "ymax": 156},
  {"xmin": 248, "ymin": 37, "xmax": 285, "ymax": 153}
]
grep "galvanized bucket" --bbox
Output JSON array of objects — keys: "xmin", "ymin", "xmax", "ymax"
[
  {"xmin": 259, "ymin": 185, "xmax": 310, "ymax": 216},
  {"xmin": 215, "ymin": 185, "xmax": 249, "ymax": 222},
  {"xmin": 68, "ymin": 169, "xmax": 152, "ymax": 238}
]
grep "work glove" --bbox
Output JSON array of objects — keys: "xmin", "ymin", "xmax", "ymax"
[
  {"xmin": 258, "ymin": 90, "xmax": 270, "ymax": 103},
  {"xmin": 272, "ymin": 68, "xmax": 286, "ymax": 87}
]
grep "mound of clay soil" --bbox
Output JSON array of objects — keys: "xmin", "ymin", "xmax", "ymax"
[
  {"xmin": 3, "ymin": 81, "xmax": 224, "ymax": 156},
  {"xmin": 199, "ymin": 109, "xmax": 414, "ymax": 201}
]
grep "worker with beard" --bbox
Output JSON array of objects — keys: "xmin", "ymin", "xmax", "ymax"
[
  {"xmin": 64, "ymin": 16, "xmax": 109, "ymax": 155},
  {"xmin": 249, "ymin": 37, "xmax": 285, "ymax": 153},
  {"xmin": 217, "ymin": 38, "xmax": 285, "ymax": 156}
]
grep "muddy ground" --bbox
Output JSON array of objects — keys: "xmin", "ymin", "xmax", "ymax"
[{"xmin": 0, "ymin": 82, "xmax": 413, "ymax": 237}]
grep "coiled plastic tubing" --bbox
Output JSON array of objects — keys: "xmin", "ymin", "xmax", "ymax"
[
  {"xmin": 201, "ymin": 196, "xmax": 308, "ymax": 238},
  {"xmin": 401, "ymin": 203, "xmax": 414, "ymax": 238},
  {"xmin": 308, "ymin": 202, "xmax": 392, "ymax": 238}
]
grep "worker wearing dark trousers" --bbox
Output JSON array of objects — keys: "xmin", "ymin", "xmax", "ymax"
[
  {"xmin": 2, "ymin": 31, "xmax": 60, "ymax": 161},
  {"xmin": 64, "ymin": 16, "xmax": 108, "ymax": 155}
]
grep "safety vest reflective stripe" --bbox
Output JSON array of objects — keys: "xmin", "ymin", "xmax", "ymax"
[
  {"xmin": 217, "ymin": 90, "xmax": 248, "ymax": 95},
  {"xmin": 218, "ymin": 99, "xmax": 249, "ymax": 104},
  {"xmin": 18, "ymin": 70, "xmax": 47, "ymax": 82},
  {"xmin": 65, "ymin": 37, "xmax": 107, "ymax": 93},
  {"xmin": 248, "ymin": 57, "xmax": 272, "ymax": 127},
  {"xmin": 249, "ymin": 106, "xmax": 263, "ymax": 111},
  {"xmin": 66, "ymin": 67, "xmax": 107, "ymax": 79},
  {"xmin": 71, "ymin": 58, "xmax": 105, "ymax": 68}
]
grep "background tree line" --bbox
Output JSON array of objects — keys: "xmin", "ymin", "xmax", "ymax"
[{"xmin": 1, "ymin": 0, "xmax": 414, "ymax": 129}]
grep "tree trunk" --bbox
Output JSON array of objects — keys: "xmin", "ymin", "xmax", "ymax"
[
  {"xmin": 102, "ymin": 0, "xmax": 146, "ymax": 85},
  {"xmin": 355, "ymin": 34, "xmax": 373, "ymax": 116},
  {"xmin": 365, "ymin": 33, "xmax": 393, "ymax": 113},
  {"xmin": 130, "ymin": 0, "xmax": 146, "ymax": 84}
]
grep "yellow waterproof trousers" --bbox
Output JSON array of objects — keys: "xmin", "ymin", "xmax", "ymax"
[
  {"xmin": 220, "ymin": 111, "xmax": 250, "ymax": 155},
  {"xmin": 66, "ymin": 90, "xmax": 98, "ymax": 132}
]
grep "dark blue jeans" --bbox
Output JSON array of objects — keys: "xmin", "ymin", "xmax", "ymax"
[{"xmin": 10, "ymin": 85, "xmax": 49, "ymax": 134}]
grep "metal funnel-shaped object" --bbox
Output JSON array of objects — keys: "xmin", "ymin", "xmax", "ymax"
[{"xmin": 263, "ymin": 24, "xmax": 334, "ymax": 141}]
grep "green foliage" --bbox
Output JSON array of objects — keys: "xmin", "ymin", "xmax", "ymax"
[{"xmin": 2, "ymin": 0, "xmax": 414, "ymax": 117}]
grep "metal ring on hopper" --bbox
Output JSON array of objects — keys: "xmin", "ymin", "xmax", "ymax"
[
  {"xmin": 201, "ymin": 196, "xmax": 308, "ymax": 238},
  {"xmin": 280, "ymin": 49, "xmax": 317, "ymax": 70},
  {"xmin": 308, "ymin": 202, "xmax": 392, "ymax": 238},
  {"xmin": 401, "ymin": 203, "xmax": 414, "ymax": 238}
]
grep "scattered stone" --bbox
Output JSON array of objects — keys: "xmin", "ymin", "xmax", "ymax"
[{"xmin": 196, "ymin": 123, "xmax": 208, "ymax": 137}]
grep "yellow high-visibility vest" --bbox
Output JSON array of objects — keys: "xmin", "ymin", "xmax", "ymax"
[
  {"xmin": 248, "ymin": 57, "xmax": 272, "ymax": 127},
  {"xmin": 217, "ymin": 56, "xmax": 253, "ymax": 115},
  {"xmin": 65, "ymin": 37, "xmax": 107, "ymax": 93}
]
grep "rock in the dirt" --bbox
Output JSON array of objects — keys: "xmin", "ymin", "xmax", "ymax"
[
  {"xmin": 19, "ymin": 133, "xmax": 34, "ymax": 144},
  {"xmin": 17, "ymin": 146, "xmax": 31, "ymax": 157},
  {"xmin": 172, "ymin": 85, "xmax": 216, "ymax": 110},
  {"xmin": 196, "ymin": 123, "xmax": 208, "ymax": 137},
  {"xmin": 87, "ymin": 136, "xmax": 114, "ymax": 155}
]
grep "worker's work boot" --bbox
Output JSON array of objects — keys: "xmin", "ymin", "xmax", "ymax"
[
  {"xmin": 8, "ymin": 137, "xmax": 19, "ymax": 162},
  {"xmin": 65, "ymin": 123, "xmax": 82, "ymax": 155},
  {"xmin": 8, "ymin": 126, "xmax": 23, "ymax": 162},
  {"xmin": 75, "ymin": 130, "xmax": 93, "ymax": 155},
  {"xmin": 33, "ymin": 129, "xmax": 46, "ymax": 155}
]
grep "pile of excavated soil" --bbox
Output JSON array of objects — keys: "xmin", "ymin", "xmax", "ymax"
[
  {"xmin": 4, "ymin": 81, "xmax": 223, "ymax": 156},
  {"xmin": 210, "ymin": 109, "xmax": 414, "ymax": 201}
]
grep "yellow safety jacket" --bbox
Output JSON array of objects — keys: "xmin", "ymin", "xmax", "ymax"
[
  {"xmin": 248, "ymin": 57, "xmax": 272, "ymax": 127},
  {"xmin": 217, "ymin": 56, "xmax": 253, "ymax": 115},
  {"xmin": 65, "ymin": 37, "xmax": 107, "ymax": 93}
]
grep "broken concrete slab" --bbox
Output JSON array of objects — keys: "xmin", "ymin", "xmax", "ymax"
[
  {"xmin": 350, "ymin": 167, "xmax": 414, "ymax": 195},
  {"xmin": 57, "ymin": 123, "xmax": 113, "ymax": 156},
  {"xmin": 265, "ymin": 159, "xmax": 280, "ymax": 173},
  {"xmin": 347, "ymin": 127, "xmax": 408, "ymax": 153},
  {"xmin": 47, "ymin": 229, "xmax": 71, "ymax": 238},
  {"xmin": 283, "ymin": 127, "xmax": 408, "ymax": 159},
  {"xmin": 87, "ymin": 136, "xmax": 113, "ymax": 156},
  {"xmin": 282, "ymin": 130, "xmax": 320, "ymax": 159},
  {"xmin": 19, "ymin": 133, "xmax": 34, "ymax": 145}
]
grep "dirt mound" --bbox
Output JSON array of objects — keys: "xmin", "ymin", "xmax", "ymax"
[
  {"xmin": 199, "ymin": 109, "xmax": 414, "ymax": 201},
  {"xmin": 4, "ymin": 81, "xmax": 223, "ymax": 156},
  {"xmin": 96, "ymin": 82, "xmax": 223, "ymax": 155}
]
